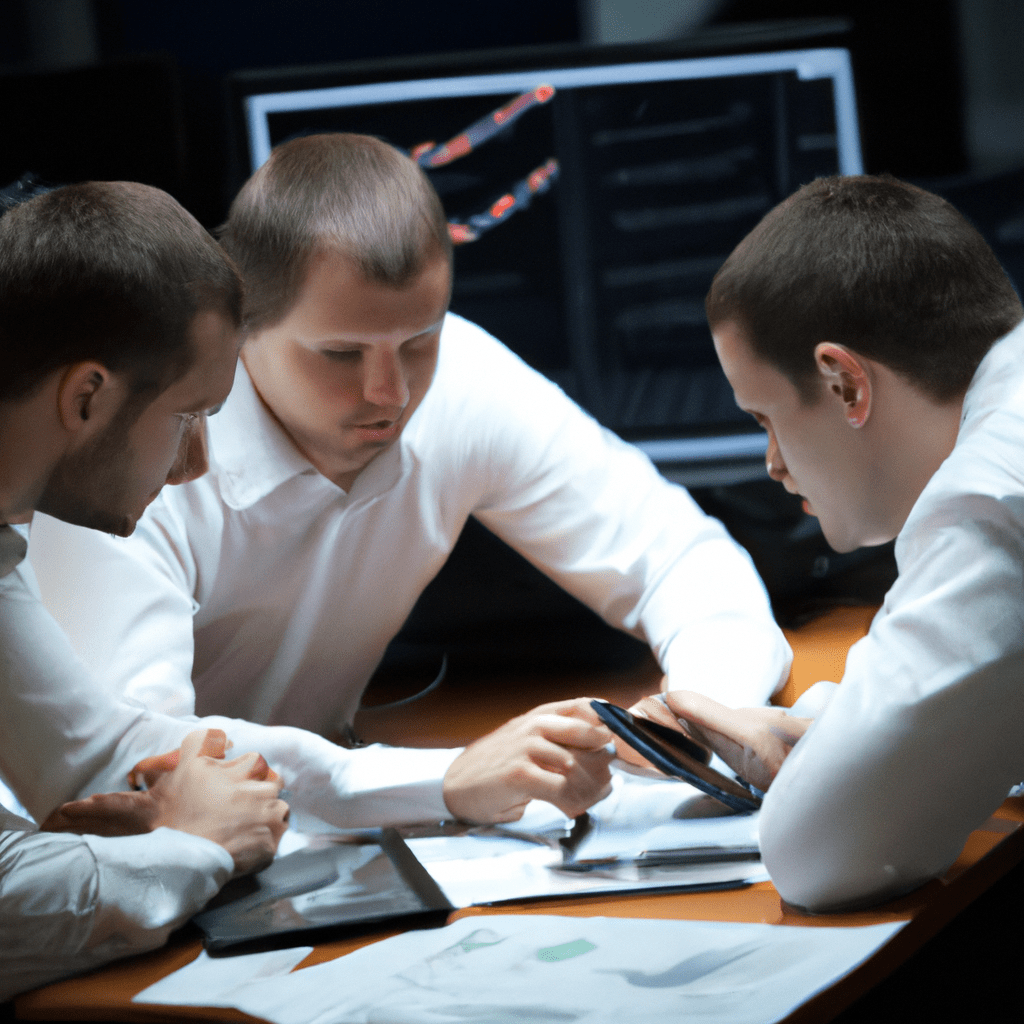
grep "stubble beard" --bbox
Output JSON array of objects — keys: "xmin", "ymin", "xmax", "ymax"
[{"xmin": 37, "ymin": 406, "xmax": 140, "ymax": 537}]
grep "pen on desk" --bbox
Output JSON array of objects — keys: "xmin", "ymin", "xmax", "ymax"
[{"xmin": 556, "ymin": 845, "xmax": 761, "ymax": 873}]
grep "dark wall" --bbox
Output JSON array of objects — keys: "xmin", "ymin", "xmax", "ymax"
[
  {"xmin": 0, "ymin": 0, "xmax": 582, "ymax": 225},
  {"xmin": 712, "ymin": 0, "xmax": 967, "ymax": 177},
  {"xmin": 1, "ymin": 1, "xmax": 970, "ymax": 225}
]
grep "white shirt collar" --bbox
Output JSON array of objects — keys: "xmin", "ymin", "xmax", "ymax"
[
  {"xmin": 209, "ymin": 360, "xmax": 407, "ymax": 510},
  {"xmin": 961, "ymin": 317, "xmax": 1024, "ymax": 428},
  {"xmin": 209, "ymin": 360, "xmax": 321, "ymax": 510}
]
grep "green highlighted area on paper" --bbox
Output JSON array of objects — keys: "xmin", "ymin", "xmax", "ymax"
[{"xmin": 537, "ymin": 938, "xmax": 597, "ymax": 962}]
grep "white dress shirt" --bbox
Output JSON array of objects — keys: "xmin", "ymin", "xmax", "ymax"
[
  {"xmin": 0, "ymin": 524, "xmax": 226, "ymax": 1000},
  {"xmin": 30, "ymin": 314, "xmax": 790, "ymax": 735},
  {"xmin": 759, "ymin": 318, "xmax": 1024, "ymax": 911},
  {"xmin": 0, "ymin": 523, "xmax": 457, "ymax": 998}
]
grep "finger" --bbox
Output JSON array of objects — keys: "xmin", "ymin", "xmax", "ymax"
[
  {"xmin": 197, "ymin": 729, "xmax": 228, "ymax": 759},
  {"xmin": 130, "ymin": 727, "xmax": 234, "ymax": 789},
  {"xmin": 482, "ymin": 800, "xmax": 531, "ymax": 825},
  {"xmin": 222, "ymin": 751, "xmax": 282, "ymax": 786},
  {"xmin": 531, "ymin": 697, "xmax": 609, "ymax": 725},
  {"xmin": 177, "ymin": 728, "xmax": 215, "ymax": 763},
  {"xmin": 39, "ymin": 800, "xmax": 84, "ymax": 831},
  {"xmin": 520, "ymin": 697, "xmax": 624, "ymax": 731},
  {"xmin": 523, "ymin": 698, "xmax": 597, "ymax": 717},
  {"xmin": 518, "ymin": 747, "xmax": 614, "ymax": 818},
  {"xmin": 128, "ymin": 750, "xmax": 179, "ymax": 790},
  {"xmin": 527, "ymin": 738, "xmax": 577, "ymax": 776},
  {"xmin": 528, "ymin": 713, "xmax": 614, "ymax": 751},
  {"xmin": 257, "ymin": 796, "xmax": 292, "ymax": 839},
  {"xmin": 528, "ymin": 735, "xmax": 616, "ymax": 781},
  {"xmin": 232, "ymin": 839, "xmax": 277, "ymax": 878},
  {"xmin": 609, "ymin": 734, "xmax": 656, "ymax": 769},
  {"xmin": 661, "ymin": 690, "xmax": 746, "ymax": 736},
  {"xmin": 769, "ymin": 715, "xmax": 813, "ymax": 747},
  {"xmin": 574, "ymin": 745, "xmax": 616, "ymax": 777},
  {"xmin": 545, "ymin": 769, "xmax": 614, "ymax": 818},
  {"xmin": 40, "ymin": 792, "xmax": 158, "ymax": 836},
  {"xmin": 630, "ymin": 694, "xmax": 689, "ymax": 730}
]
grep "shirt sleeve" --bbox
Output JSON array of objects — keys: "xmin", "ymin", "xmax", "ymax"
[
  {"xmin": 178, "ymin": 721, "xmax": 459, "ymax": 831},
  {"xmin": 2, "ymin": 553, "xmax": 456, "ymax": 830},
  {"xmin": 758, "ymin": 493, "xmax": 1024, "ymax": 911},
  {"xmin": 0, "ymin": 807, "xmax": 231, "ymax": 1000},
  {"xmin": 29, "ymin": 506, "xmax": 202, "ymax": 718},
  {"xmin": 456, "ymin": 331, "xmax": 790, "ymax": 707}
]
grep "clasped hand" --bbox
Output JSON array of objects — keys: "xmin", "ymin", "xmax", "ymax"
[{"xmin": 40, "ymin": 729, "xmax": 289, "ymax": 876}]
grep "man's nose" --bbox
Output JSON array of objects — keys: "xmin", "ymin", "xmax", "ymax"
[
  {"xmin": 363, "ymin": 351, "xmax": 408, "ymax": 409},
  {"xmin": 764, "ymin": 433, "xmax": 786, "ymax": 482},
  {"xmin": 166, "ymin": 415, "xmax": 210, "ymax": 486}
]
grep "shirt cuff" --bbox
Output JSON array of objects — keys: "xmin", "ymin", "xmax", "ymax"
[{"xmin": 83, "ymin": 827, "xmax": 233, "ymax": 946}]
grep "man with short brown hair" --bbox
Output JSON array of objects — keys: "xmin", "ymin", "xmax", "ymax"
[
  {"xmin": 638, "ymin": 175, "xmax": 1024, "ymax": 912},
  {"xmin": 0, "ymin": 180, "xmax": 289, "ymax": 997}
]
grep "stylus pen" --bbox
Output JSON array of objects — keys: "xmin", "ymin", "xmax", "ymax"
[{"xmin": 558, "ymin": 845, "xmax": 761, "ymax": 872}]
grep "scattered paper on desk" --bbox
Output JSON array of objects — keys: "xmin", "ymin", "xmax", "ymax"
[
  {"xmin": 406, "ymin": 767, "xmax": 768, "ymax": 906},
  {"xmin": 133, "ymin": 946, "xmax": 312, "ymax": 1007},
  {"xmin": 178, "ymin": 914, "xmax": 905, "ymax": 1024},
  {"xmin": 409, "ymin": 834, "xmax": 766, "ymax": 906}
]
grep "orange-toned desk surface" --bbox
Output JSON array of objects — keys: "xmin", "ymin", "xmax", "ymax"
[{"xmin": 17, "ymin": 605, "xmax": 1024, "ymax": 1024}]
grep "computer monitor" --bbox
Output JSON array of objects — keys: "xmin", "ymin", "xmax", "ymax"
[{"xmin": 229, "ymin": 26, "xmax": 862, "ymax": 487}]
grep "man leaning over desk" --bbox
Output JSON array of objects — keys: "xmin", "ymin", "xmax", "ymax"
[
  {"xmin": 29, "ymin": 133, "xmax": 792, "ymax": 799},
  {"xmin": 635, "ymin": 175, "xmax": 1024, "ymax": 912},
  {"xmin": 0, "ymin": 180, "xmax": 621, "ymax": 999}
]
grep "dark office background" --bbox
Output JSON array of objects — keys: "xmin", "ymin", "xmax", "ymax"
[
  {"xmin": 3, "ymin": 1, "xmax": 1022, "ymax": 224},
  {"xmin": 2, "ymin": 0, "xmax": 1022, "ymax": 635},
  {"xmin": 2, "ymin": 7, "xmax": 1023, "ymax": 1018},
  {"xmin": 3, "ymin": 0, "xmax": 1023, "ymax": 647}
]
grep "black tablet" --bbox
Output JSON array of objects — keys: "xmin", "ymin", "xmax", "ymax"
[
  {"xmin": 193, "ymin": 828, "xmax": 453, "ymax": 954},
  {"xmin": 591, "ymin": 700, "xmax": 761, "ymax": 813}
]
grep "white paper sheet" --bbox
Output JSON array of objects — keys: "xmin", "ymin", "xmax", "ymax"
[
  {"xmin": 406, "ymin": 766, "xmax": 768, "ymax": 906},
  {"xmin": 133, "ymin": 946, "xmax": 313, "ymax": 1007},
  {"xmin": 149, "ymin": 914, "xmax": 903, "ymax": 1024},
  {"xmin": 408, "ymin": 834, "xmax": 767, "ymax": 906}
]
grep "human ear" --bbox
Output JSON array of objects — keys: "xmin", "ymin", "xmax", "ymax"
[
  {"xmin": 814, "ymin": 342, "xmax": 872, "ymax": 428},
  {"xmin": 55, "ymin": 361, "xmax": 116, "ymax": 433}
]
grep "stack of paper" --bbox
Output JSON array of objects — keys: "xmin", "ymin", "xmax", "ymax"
[{"xmin": 136, "ymin": 914, "xmax": 904, "ymax": 1024}]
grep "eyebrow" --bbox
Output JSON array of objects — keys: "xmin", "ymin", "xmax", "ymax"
[{"xmin": 318, "ymin": 318, "xmax": 447, "ymax": 348}]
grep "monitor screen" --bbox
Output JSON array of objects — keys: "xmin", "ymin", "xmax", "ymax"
[{"xmin": 231, "ymin": 40, "xmax": 862, "ymax": 485}]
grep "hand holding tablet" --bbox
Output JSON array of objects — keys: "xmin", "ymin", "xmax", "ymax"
[{"xmin": 590, "ymin": 700, "xmax": 762, "ymax": 813}]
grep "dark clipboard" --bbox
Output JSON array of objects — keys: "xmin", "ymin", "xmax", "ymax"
[
  {"xmin": 591, "ymin": 700, "xmax": 761, "ymax": 813},
  {"xmin": 193, "ymin": 828, "xmax": 453, "ymax": 955}
]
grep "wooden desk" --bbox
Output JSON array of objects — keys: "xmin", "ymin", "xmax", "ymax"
[{"xmin": 18, "ymin": 605, "xmax": 1022, "ymax": 1023}]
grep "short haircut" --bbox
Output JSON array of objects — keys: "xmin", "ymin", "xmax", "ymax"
[
  {"xmin": 218, "ymin": 133, "xmax": 452, "ymax": 334},
  {"xmin": 0, "ymin": 181, "xmax": 242, "ymax": 404},
  {"xmin": 705, "ymin": 175, "xmax": 1024, "ymax": 403}
]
